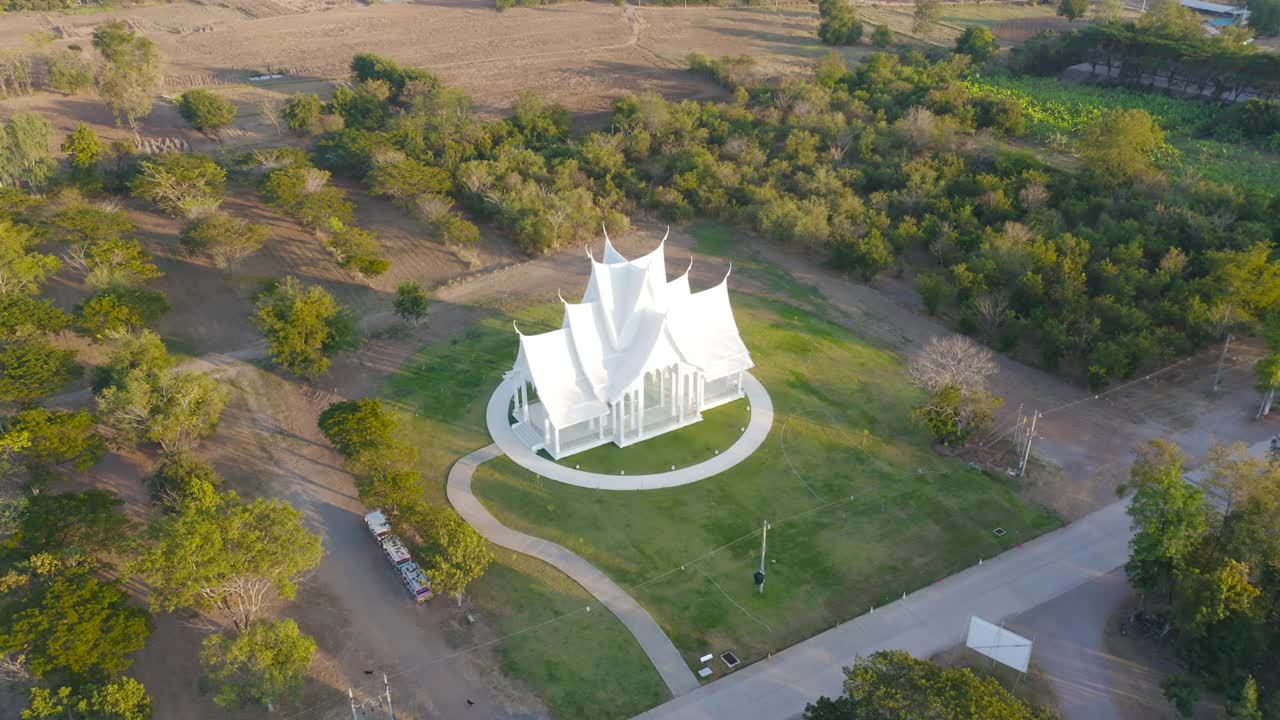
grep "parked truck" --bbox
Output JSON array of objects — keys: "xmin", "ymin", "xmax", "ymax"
[{"xmin": 364, "ymin": 510, "xmax": 433, "ymax": 603}]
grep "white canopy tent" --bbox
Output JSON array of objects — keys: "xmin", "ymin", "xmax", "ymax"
[{"xmin": 504, "ymin": 230, "xmax": 754, "ymax": 459}]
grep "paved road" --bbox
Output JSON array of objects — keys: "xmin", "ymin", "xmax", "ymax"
[
  {"xmin": 633, "ymin": 500, "xmax": 1134, "ymax": 720},
  {"xmin": 486, "ymin": 373, "xmax": 775, "ymax": 489},
  {"xmin": 447, "ymin": 444, "xmax": 702, "ymax": 697}
]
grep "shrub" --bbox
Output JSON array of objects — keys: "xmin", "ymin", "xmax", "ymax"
[
  {"xmin": 871, "ymin": 24, "xmax": 895, "ymax": 47},
  {"xmin": 955, "ymin": 27, "xmax": 998, "ymax": 62},
  {"xmin": 45, "ymin": 48, "xmax": 93, "ymax": 94},
  {"xmin": 177, "ymin": 89, "xmax": 237, "ymax": 134},
  {"xmin": 282, "ymin": 93, "xmax": 324, "ymax": 136},
  {"xmin": 180, "ymin": 213, "xmax": 269, "ymax": 269},
  {"xmin": 74, "ymin": 287, "xmax": 170, "ymax": 338}
]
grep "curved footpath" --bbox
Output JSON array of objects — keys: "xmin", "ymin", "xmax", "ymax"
[
  {"xmin": 446, "ymin": 445, "xmax": 702, "ymax": 697},
  {"xmin": 486, "ymin": 372, "xmax": 775, "ymax": 489}
]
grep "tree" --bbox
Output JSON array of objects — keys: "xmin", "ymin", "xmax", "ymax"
[
  {"xmin": 1226, "ymin": 675, "xmax": 1263, "ymax": 720},
  {"xmin": 412, "ymin": 507, "xmax": 493, "ymax": 605},
  {"xmin": 1138, "ymin": 0, "xmax": 1207, "ymax": 39},
  {"xmin": 818, "ymin": 1, "xmax": 864, "ymax": 46},
  {"xmin": 262, "ymin": 167, "xmax": 354, "ymax": 229},
  {"xmin": 74, "ymin": 287, "xmax": 170, "ymax": 338},
  {"xmin": 64, "ymin": 235, "xmax": 161, "ymax": 290},
  {"xmin": 393, "ymin": 281, "xmax": 429, "ymax": 326},
  {"xmin": 871, "ymin": 24, "xmax": 895, "ymax": 47},
  {"xmin": 0, "ymin": 113, "xmax": 56, "ymax": 190},
  {"xmin": 0, "ymin": 218, "xmax": 61, "ymax": 296},
  {"xmin": 146, "ymin": 454, "xmax": 221, "ymax": 513},
  {"xmin": 1121, "ymin": 441, "xmax": 1209, "ymax": 605},
  {"xmin": 366, "ymin": 154, "xmax": 452, "ymax": 207},
  {"xmin": 1255, "ymin": 353, "xmax": 1279, "ymax": 417},
  {"xmin": 1077, "ymin": 109, "xmax": 1164, "ymax": 187},
  {"xmin": 1057, "ymin": 0, "xmax": 1089, "ymax": 22},
  {"xmin": 22, "ymin": 676, "xmax": 151, "ymax": 720},
  {"xmin": 130, "ymin": 152, "xmax": 227, "ymax": 218},
  {"xmin": 912, "ymin": 0, "xmax": 942, "ymax": 37},
  {"xmin": 176, "ymin": 89, "xmax": 237, "ymax": 135},
  {"xmin": 253, "ymin": 277, "xmax": 355, "ymax": 380},
  {"xmin": 92, "ymin": 21, "xmax": 161, "ymax": 127},
  {"xmin": 61, "ymin": 123, "xmax": 103, "ymax": 179},
  {"xmin": 0, "ymin": 295, "xmax": 70, "ymax": 340},
  {"xmin": 317, "ymin": 399, "xmax": 397, "ymax": 459},
  {"xmin": 179, "ymin": 213, "xmax": 269, "ymax": 269},
  {"xmin": 199, "ymin": 619, "xmax": 316, "ymax": 710},
  {"xmin": 14, "ymin": 490, "xmax": 130, "ymax": 559},
  {"xmin": 0, "ymin": 339, "xmax": 81, "ymax": 406},
  {"xmin": 909, "ymin": 335, "xmax": 998, "ymax": 393},
  {"xmin": 281, "ymin": 93, "xmax": 325, "ymax": 136},
  {"xmin": 1161, "ymin": 675, "xmax": 1201, "ymax": 718},
  {"xmin": 913, "ymin": 384, "xmax": 1002, "ymax": 445},
  {"xmin": 1, "ymin": 408, "xmax": 105, "ymax": 475},
  {"xmin": 1249, "ymin": 0, "xmax": 1280, "ymax": 35},
  {"xmin": 955, "ymin": 27, "xmax": 999, "ymax": 61},
  {"xmin": 92, "ymin": 330, "xmax": 172, "ymax": 393},
  {"xmin": 96, "ymin": 363, "xmax": 228, "ymax": 455},
  {"xmin": 321, "ymin": 218, "xmax": 389, "ymax": 278},
  {"xmin": 1094, "ymin": 0, "xmax": 1125, "ymax": 22},
  {"xmin": 804, "ymin": 650, "xmax": 1053, "ymax": 720},
  {"xmin": 0, "ymin": 569, "xmax": 153, "ymax": 678},
  {"xmin": 133, "ymin": 491, "xmax": 323, "ymax": 632},
  {"xmin": 45, "ymin": 48, "xmax": 94, "ymax": 95}
]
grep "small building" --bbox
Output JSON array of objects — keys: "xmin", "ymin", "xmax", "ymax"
[
  {"xmin": 1177, "ymin": 0, "xmax": 1250, "ymax": 33},
  {"xmin": 504, "ymin": 230, "xmax": 754, "ymax": 459}
]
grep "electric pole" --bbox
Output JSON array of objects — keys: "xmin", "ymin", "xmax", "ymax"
[
  {"xmin": 757, "ymin": 520, "xmax": 770, "ymax": 594},
  {"xmin": 384, "ymin": 674, "xmax": 394, "ymax": 720},
  {"xmin": 349, "ymin": 689, "xmax": 358, "ymax": 720},
  {"xmin": 1213, "ymin": 335, "xmax": 1233, "ymax": 393},
  {"xmin": 1017, "ymin": 410, "xmax": 1039, "ymax": 478}
]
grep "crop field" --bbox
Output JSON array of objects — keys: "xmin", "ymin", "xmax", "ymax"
[{"xmin": 964, "ymin": 73, "xmax": 1280, "ymax": 193}]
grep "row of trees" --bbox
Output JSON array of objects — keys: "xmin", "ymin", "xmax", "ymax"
[
  {"xmin": 1015, "ymin": 8, "xmax": 1280, "ymax": 101},
  {"xmin": 318, "ymin": 399, "xmax": 493, "ymax": 605},
  {"xmin": 1122, "ymin": 441, "xmax": 1280, "ymax": 716}
]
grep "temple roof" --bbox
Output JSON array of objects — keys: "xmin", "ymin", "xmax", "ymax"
[{"xmin": 511, "ymin": 231, "xmax": 753, "ymax": 428}]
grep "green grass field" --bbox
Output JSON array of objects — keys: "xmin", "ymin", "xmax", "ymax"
[
  {"xmin": 469, "ymin": 296, "xmax": 1059, "ymax": 672},
  {"xmin": 380, "ymin": 237, "xmax": 1057, "ymax": 712}
]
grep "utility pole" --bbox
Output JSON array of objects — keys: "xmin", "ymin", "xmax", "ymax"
[
  {"xmin": 1017, "ymin": 410, "xmax": 1039, "ymax": 478},
  {"xmin": 349, "ymin": 689, "xmax": 358, "ymax": 720},
  {"xmin": 1213, "ymin": 335, "xmax": 1233, "ymax": 394},
  {"xmin": 384, "ymin": 674, "xmax": 394, "ymax": 720},
  {"xmin": 757, "ymin": 521, "xmax": 770, "ymax": 594}
]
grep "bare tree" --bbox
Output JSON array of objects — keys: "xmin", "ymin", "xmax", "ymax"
[
  {"xmin": 974, "ymin": 294, "xmax": 1009, "ymax": 340},
  {"xmin": 909, "ymin": 335, "xmax": 999, "ymax": 393},
  {"xmin": 258, "ymin": 97, "xmax": 283, "ymax": 136}
]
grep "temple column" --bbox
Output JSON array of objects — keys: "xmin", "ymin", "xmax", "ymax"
[
  {"xmin": 737, "ymin": 370, "xmax": 743, "ymax": 395},
  {"xmin": 598, "ymin": 413, "xmax": 605, "ymax": 440},
  {"xmin": 659, "ymin": 368, "xmax": 665, "ymax": 408},
  {"xmin": 638, "ymin": 381, "xmax": 645, "ymax": 439},
  {"xmin": 543, "ymin": 417, "xmax": 550, "ymax": 447},
  {"xmin": 520, "ymin": 382, "xmax": 530, "ymax": 422},
  {"xmin": 553, "ymin": 425, "xmax": 561, "ymax": 457},
  {"xmin": 677, "ymin": 369, "xmax": 685, "ymax": 424},
  {"xmin": 697, "ymin": 374, "xmax": 704, "ymax": 412}
]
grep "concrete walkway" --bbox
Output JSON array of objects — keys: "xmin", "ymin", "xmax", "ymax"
[
  {"xmin": 446, "ymin": 444, "xmax": 701, "ymax": 697},
  {"xmin": 486, "ymin": 373, "xmax": 775, "ymax": 490},
  {"xmin": 633, "ymin": 499, "xmax": 1135, "ymax": 719}
]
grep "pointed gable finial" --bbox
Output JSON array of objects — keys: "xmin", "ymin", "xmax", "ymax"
[
  {"xmin": 722, "ymin": 262, "xmax": 733, "ymax": 284},
  {"xmin": 685, "ymin": 255, "xmax": 694, "ymax": 276},
  {"xmin": 512, "ymin": 320, "xmax": 524, "ymax": 336},
  {"xmin": 661, "ymin": 225, "xmax": 670, "ymax": 244},
  {"xmin": 586, "ymin": 244, "xmax": 595, "ymax": 262},
  {"xmin": 557, "ymin": 288, "xmax": 567, "ymax": 304},
  {"xmin": 602, "ymin": 222, "xmax": 611, "ymax": 245}
]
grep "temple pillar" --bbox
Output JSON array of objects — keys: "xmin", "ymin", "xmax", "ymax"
[
  {"xmin": 520, "ymin": 382, "xmax": 530, "ymax": 422},
  {"xmin": 553, "ymin": 425, "xmax": 561, "ymax": 457},
  {"xmin": 737, "ymin": 370, "xmax": 743, "ymax": 395},
  {"xmin": 677, "ymin": 369, "xmax": 685, "ymax": 424},
  {"xmin": 543, "ymin": 417, "xmax": 550, "ymax": 447},
  {"xmin": 638, "ymin": 381, "xmax": 645, "ymax": 439}
]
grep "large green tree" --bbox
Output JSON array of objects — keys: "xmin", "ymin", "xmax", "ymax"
[
  {"xmin": 318, "ymin": 399, "xmax": 397, "ymax": 459},
  {"xmin": 22, "ymin": 676, "xmax": 151, "ymax": 720},
  {"xmin": 130, "ymin": 152, "xmax": 227, "ymax": 218},
  {"xmin": 13, "ymin": 490, "xmax": 130, "ymax": 560},
  {"xmin": 0, "ymin": 218, "xmax": 60, "ymax": 297},
  {"xmin": 0, "ymin": 569, "xmax": 153, "ymax": 679},
  {"xmin": 1122, "ymin": 441, "xmax": 1210, "ymax": 608},
  {"xmin": 0, "ymin": 339, "xmax": 81, "ymax": 406},
  {"xmin": 97, "ymin": 364, "xmax": 227, "ymax": 455},
  {"xmin": 132, "ymin": 491, "xmax": 323, "ymax": 631},
  {"xmin": 92, "ymin": 21, "xmax": 162, "ymax": 127},
  {"xmin": 253, "ymin": 277, "xmax": 355, "ymax": 380},
  {"xmin": 199, "ymin": 618, "xmax": 316, "ymax": 710},
  {"xmin": 803, "ymin": 650, "xmax": 1054, "ymax": 719},
  {"xmin": 412, "ymin": 506, "xmax": 494, "ymax": 606},
  {"xmin": 1, "ymin": 408, "xmax": 105, "ymax": 476},
  {"xmin": 1078, "ymin": 108, "xmax": 1165, "ymax": 187},
  {"xmin": 176, "ymin": 89, "xmax": 237, "ymax": 135},
  {"xmin": 0, "ymin": 113, "xmax": 56, "ymax": 190}
]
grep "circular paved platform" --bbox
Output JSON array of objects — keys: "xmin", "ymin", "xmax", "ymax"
[{"xmin": 485, "ymin": 373, "xmax": 774, "ymax": 490}]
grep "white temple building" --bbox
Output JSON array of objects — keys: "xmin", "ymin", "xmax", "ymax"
[{"xmin": 504, "ymin": 231, "xmax": 754, "ymax": 460}]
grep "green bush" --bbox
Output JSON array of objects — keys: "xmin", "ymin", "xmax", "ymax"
[
  {"xmin": 177, "ymin": 89, "xmax": 237, "ymax": 133},
  {"xmin": 282, "ymin": 93, "xmax": 325, "ymax": 136},
  {"xmin": 74, "ymin": 287, "xmax": 170, "ymax": 338}
]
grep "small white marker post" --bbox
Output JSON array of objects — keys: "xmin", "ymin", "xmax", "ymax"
[{"xmin": 757, "ymin": 520, "xmax": 770, "ymax": 594}]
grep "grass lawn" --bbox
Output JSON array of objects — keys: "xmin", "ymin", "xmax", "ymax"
[{"xmin": 381, "ymin": 235, "xmax": 1057, "ymax": 707}]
